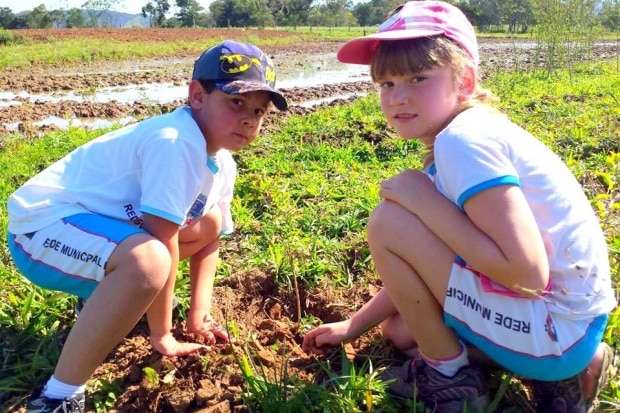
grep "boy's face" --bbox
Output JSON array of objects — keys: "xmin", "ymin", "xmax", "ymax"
[
  {"xmin": 376, "ymin": 66, "xmax": 468, "ymax": 145},
  {"xmin": 189, "ymin": 81, "xmax": 271, "ymax": 154}
]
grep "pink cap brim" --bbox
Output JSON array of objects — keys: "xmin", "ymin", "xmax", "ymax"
[{"xmin": 337, "ymin": 29, "xmax": 444, "ymax": 64}]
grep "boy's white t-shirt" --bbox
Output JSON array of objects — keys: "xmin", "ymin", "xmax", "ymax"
[
  {"xmin": 431, "ymin": 106, "xmax": 615, "ymax": 320},
  {"xmin": 8, "ymin": 106, "xmax": 236, "ymax": 235}
]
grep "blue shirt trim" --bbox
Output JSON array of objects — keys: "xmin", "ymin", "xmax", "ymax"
[
  {"xmin": 140, "ymin": 205, "xmax": 184, "ymax": 225},
  {"xmin": 207, "ymin": 156, "xmax": 219, "ymax": 174},
  {"xmin": 427, "ymin": 163, "xmax": 437, "ymax": 177},
  {"xmin": 457, "ymin": 175, "xmax": 520, "ymax": 208}
]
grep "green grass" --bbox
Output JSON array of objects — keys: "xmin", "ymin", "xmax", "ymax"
[
  {"xmin": 0, "ymin": 31, "xmax": 312, "ymax": 70},
  {"xmin": 0, "ymin": 61, "xmax": 618, "ymax": 411}
]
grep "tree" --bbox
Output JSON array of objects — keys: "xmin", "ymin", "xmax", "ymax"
[
  {"xmin": 210, "ymin": 0, "xmax": 274, "ymax": 27},
  {"xmin": 266, "ymin": 0, "xmax": 314, "ymax": 25},
  {"xmin": 49, "ymin": 9, "xmax": 66, "ymax": 27},
  {"xmin": 467, "ymin": 0, "xmax": 501, "ymax": 30},
  {"xmin": 306, "ymin": 0, "xmax": 357, "ymax": 26},
  {"xmin": 142, "ymin": 0, "xmax": 171, "ymax": 27},
  {"xmin": 0, "ymin": 7, "xmax": 15, "ymax": 28},
  {"xmin": 599, "ymin": 0, "xmax": 619, "ymax": 30},
  {"xmin": 498, "ymin": 0, "xmax": 534, "ymax": 32},
  {"xmin": 352, "ymin": 0, "xmax": 401, "ymax": 25},
  {"xmin": 66, "ymin": 8, "xmax": 86, "ymax": 27},
  {"xmin": 176, "ymin": 0, "xmax": 204, "ymax": 27},
  {"xmin": 27, "ymin": 4, "xmax": 53, "ymax": 28}
]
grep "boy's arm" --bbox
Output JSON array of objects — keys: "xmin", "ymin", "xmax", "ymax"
[
  {"xmin": 381, "ymin": 170, "xmax": 549, "ymax": 294},
  {"xmin": 143, "ymin": 214, "xmax": 205, "ymax": 355}
]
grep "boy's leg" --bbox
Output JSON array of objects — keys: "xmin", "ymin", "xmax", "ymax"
[
  {"xmin": 54, "ymin": 233, "xmax": 170, "ymax": 384},
  {"xmin": 179, "ymin": 207, "xmax": 226, "ymax": 343},
  {"xmin": 8, "ymin": 215, "xmax": 171, "ymax": 387}
]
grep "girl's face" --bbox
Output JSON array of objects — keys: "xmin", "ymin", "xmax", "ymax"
[{"xmin": 376, "ymin": 65, "xmax": 465, "ymax": 146}]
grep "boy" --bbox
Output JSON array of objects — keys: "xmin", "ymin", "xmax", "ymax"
[{"xmin": 7, "ymin": 40, "xmax": 287, "ymax": 413}]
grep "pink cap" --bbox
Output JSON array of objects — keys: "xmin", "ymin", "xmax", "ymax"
[{"xmin": 337, "ymin": 1, "xmax": 478, "ymax": 66}]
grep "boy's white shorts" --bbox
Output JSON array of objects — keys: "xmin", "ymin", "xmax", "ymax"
[
  {"xmin": 444, "ymin": 258, "xmax": 607, "ymax": 381},
  {"xmin": 8, "ymin": 213, "xmax": 145, "ymax": 299}
]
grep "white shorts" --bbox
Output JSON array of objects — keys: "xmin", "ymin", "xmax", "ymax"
[
  {"xmin": 8, "ymin": 213, "xmax": 145, "ymax": 299},
  {"xmin": 443, "ymin": 258, "xmax": 607, "ymax": 381}
]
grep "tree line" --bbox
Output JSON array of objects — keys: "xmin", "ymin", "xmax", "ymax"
[{"xmin": 0, "ymin": 0, "xmax": 617, "ymax": 32}]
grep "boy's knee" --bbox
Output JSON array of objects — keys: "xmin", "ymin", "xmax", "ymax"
[
  {"xmin": 200, "ymin": 208, "xmax": 222, "ymax": 241},
  {"xmin": 110, "ymin": 234, "xmax": 171, "ymax": 291}
]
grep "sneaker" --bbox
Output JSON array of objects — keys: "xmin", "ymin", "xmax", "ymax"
[
  {"xmin": 532, "ymin": 342, "xmax": 617, "ymax": 413},
  {"xmin": 382, "ymin": 355, "xmax": 489, "ymax": 412},
  {"xmin": 26, "ymin": 393, "xmax": 85, "ymax": 413},
  {"xmin": 74, "ymin": 298, "xmax": 86, "ymax": 317}
]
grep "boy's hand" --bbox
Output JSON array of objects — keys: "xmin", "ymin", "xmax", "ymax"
[
  {"xmin": 188, "ymin": 313, "xmax": 229, "ymax": 345},
  {"xmin": 150, "ymin": 333, "xmax": 207, "ymax": 356},
  {"xmin": 302, "ymin": 320, "xmax": 355, "ymax": 354}
]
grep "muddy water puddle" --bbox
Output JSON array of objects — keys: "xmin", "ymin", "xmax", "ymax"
[
  {"xmin": 1, "ymin": 53, "xmax": 368, "ymax": 108},
  {"xmin": 1, "ymin": 40, "xmax": 617, "ymax": 135}
]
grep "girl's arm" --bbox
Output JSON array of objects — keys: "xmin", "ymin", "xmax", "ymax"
[
  {"xmin": 302, "ymin": 288, "xmax": 396, "ymax": 353},
  {"xmin": 381, "ymin": 170, "xmax": 549, "ymax": 295}
]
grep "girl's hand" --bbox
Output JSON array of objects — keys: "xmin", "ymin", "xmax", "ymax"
[
  {"xmin": 188, "ymin": 313, "xmax": 229, "ymax": 345},
  {"xmin": 150, "ymin": 332, "xmax": 207, "ymax": 356},
  {"xmin": 302, "ymin": 320, "xmax": 355, "ymax": 354},
  {"xmin": 379, "ymin": 169, "xmax": 435, "ymax": 213}
]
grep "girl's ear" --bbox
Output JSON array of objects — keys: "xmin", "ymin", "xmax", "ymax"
[
  {"xmin": 458, "ymin": 66, "xmax": 476, "ymax": 101},
  {"xmin": 188, "ymin": 80, "xmax": 206, "ymax": 108}
]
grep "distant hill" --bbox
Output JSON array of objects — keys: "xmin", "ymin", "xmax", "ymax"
[{"xmin": 81, "ymin": 9, "xmax": 151, "ymax": 28}]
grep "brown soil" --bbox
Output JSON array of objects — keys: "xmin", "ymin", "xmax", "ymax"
[
  {"xmin": 12, "ymin": 28, "xmax": 300, "ymax": 43},
  {"xmin": 9, "ymin": 271, "xmax": 385, "ymax": 413}
]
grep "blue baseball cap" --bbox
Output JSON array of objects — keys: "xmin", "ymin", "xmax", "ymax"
[{"xmin": 192, "ymin": 40, "xmax": 288, "ymax": 111}]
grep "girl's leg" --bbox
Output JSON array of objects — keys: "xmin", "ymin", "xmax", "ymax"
[
  {"xmin": 367, "ymin": 200, "xmax": 460, "ymax": 360},
  {"xmin": 368, "ymin": 201, "xmax": 488, "ymax": 411},
  {"xmin": 380, "ymin": 313, "xmax": 418, "ymax": 357},
  {"xmin": 54, "ymin": 233, "xmax": 171, "ymax": 384}
]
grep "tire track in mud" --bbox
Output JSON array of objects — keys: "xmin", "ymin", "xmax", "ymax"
[
  {"xmin": 0, "ymin": 82, "xmax": 376, "ymax": 137},
  {"xmin": 0, "ymin": 40, "xmax": 617, "ymax": 137}
]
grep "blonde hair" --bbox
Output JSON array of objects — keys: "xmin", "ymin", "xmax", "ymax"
[{"xmin": 370, "ymin": 36, "xmax": 497, "ymax": 165}]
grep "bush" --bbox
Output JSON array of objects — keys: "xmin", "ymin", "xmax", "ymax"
[{"xmin": 0, "ymin": 29, "xmax": 17, "ymax": 45}]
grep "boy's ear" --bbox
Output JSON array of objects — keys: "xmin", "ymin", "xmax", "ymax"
[
  {"xmin": 458, "ymin": 66, "xmax": 476, "ymax": 101},
  {"xmin": 188, "ymin": 80, "xmax": 207, "ymax": 108}
]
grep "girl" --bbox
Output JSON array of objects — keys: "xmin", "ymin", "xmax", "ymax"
[{"xmin": 302, "ymin": 2, "xmax": 616, "ymax": 412}]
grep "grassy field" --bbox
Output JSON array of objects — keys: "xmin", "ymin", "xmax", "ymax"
[
  {"xmin": 0, "ymin": 60, "xmax": 619, "ymax": 411},
  {"xmin": 0, "ymin": 26, "xmax": 617, "ymax": 70}
]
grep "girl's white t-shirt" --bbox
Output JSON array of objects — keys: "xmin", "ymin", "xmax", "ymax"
[{"xmin": 430, "ymin": 106, "xmax": 615, "ymax": 320}]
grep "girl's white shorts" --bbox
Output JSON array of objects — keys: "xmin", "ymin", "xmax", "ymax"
[{"xmin": 444, "ymin": 258, "xmax": 607, "ymax": 381}]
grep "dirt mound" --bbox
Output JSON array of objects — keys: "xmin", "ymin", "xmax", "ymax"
[{"xmin": 76, "ymin": 270, "xmax": 378, "ymax": 412}]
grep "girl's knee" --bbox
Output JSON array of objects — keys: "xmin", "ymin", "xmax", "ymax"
[{"xmin": 368, "ymin": 201, "xmax": 422, "ymax": 245}]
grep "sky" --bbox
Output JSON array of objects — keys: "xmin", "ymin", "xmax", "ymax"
[{"xmin": 0, "ymin": 1, "xmax": 215, "ymax": 14}]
